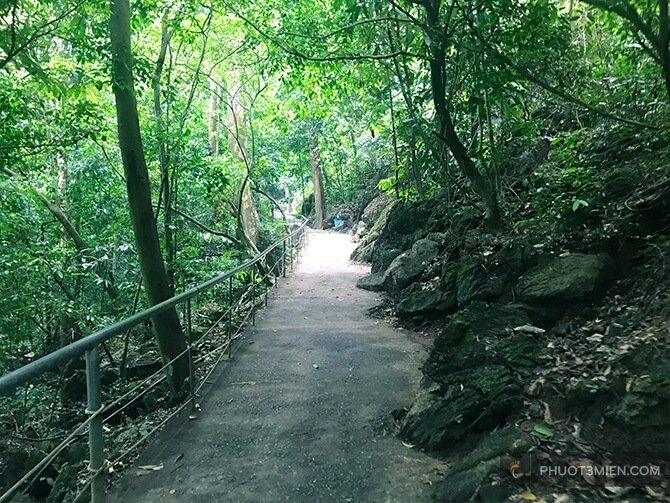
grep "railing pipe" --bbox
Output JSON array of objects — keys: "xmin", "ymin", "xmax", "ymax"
[
  {"xmin": 228, "ymin": 276, "xmax": 233, "ymax": 359},
  {"xmin": 85, "ymin": 347, "xmax": 105, "ymax": 503},
  {"xmin": 0, "ymin": 218, "xmax": 308, "ymax": 395},
  {"xmin": 0, "ymin": 216, "xmax": 309, "ymax": 503},
  {"xmin": 186, "ymin": 298, "xmax": 195, "ymax": 412},
  {"xmin": 282, "ymin": 240, "xmax": 287, "ymax": 278},
  {"xmin": 251, "ymin": 265, "xmax": 256, "ymax": 326}
]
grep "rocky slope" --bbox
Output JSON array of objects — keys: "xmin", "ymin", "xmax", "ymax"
[{"xmin": 352, "ymin": 127, "xmax": 670, "ymax": 502}]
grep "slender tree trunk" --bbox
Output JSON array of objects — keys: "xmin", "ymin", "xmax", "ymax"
[
  {"xmin": 110, "ymin": 0, "xmax": 188, "ymax": 393},
  {"xmin": 661, "ymin": 22, "xmax": 670, "ymax": 100},
  {"xmin": 153, "ymin": 19, "xmax": 175, "ymax": 293},
  {"xmin": 423, "ymin": 1, "xmax": 501, "ymax": 229},
  {"xmin": 661, "ymin": 0, "xmax": 670, "ymax": 98},
  {"xmin": 1, "ymin": 166, "xmax": 121, "ymax": 307},
  {"xmin": 308, "ymin": 131, "xmax": 326, "ymax": 229},
  {"xmin": 226, "ymin": 81, "xmax": 260, "ymax": 248},
  {"xmin": 389, "ymin": 28, "xmax": 426, "ymax": 195},
  {"xmin": 237, "ymin": 176, "xmax": 261, "ymax": 252},
  {"xmin": 208, "ymin": 79, "xmax": 220, "ymax": 156},
  {"xmin": 56, "ymin": 152, "xmax": 68, "ymax": 212},
  {"xmin": 389, "ymin": 88, "xmax": 401, "ymax": 198},
  {"xmin": 438, "ymin": 111, "xmax": 501, "ymax": 227}
]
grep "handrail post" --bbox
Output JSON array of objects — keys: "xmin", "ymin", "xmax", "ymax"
[
  {"xmin": 186, "ymin": 298, "xmax": 195, "ymax": 412},
  {"xmin": 282, "ymin": 240, "xmax": 287, "ymax": 278},
  {"xmin": 251, "ymin": 265, "xmax": 256, "ymax": 326},
  {"xmin": 290, "ymin": 234, "xmax": 295, "ymax": 271},
  {"xmin": 228, "ymin": 276, "xmax": 233, "ymax": 359},
  {"xmin": 85, "ymin": 346, "xmax": 105, "ymax": 503}
]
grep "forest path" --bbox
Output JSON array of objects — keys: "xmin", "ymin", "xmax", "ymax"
[{"xmin": 112, "ymin": 230, "xmax": 442, "ymax": 503}]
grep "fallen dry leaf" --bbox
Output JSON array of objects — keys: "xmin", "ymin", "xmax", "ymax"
[
  {"xmin": 541, "ymin": 401, "xmax": 554, "ymax": 424},
  {"xmin": 138, "ymin": 463, "xmax": 164, "ymax": 471}
]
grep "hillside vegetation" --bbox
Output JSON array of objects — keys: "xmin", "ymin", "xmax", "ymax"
[{"xmin": 0, "ymin": 0, "xmax": 668, "ymax": 500}]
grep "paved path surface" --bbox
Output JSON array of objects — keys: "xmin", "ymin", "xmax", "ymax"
[{"xmin": 112, "ymin": 231, "xmax": 440, "ymax": 503}]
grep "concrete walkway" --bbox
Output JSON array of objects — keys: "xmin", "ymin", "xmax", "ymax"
[{"xmin": 112, "ymin": 230, "xmax": 440, "ymax": 503}]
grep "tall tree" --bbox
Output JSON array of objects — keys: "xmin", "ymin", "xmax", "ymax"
[
  {"xmin": 110, "ymin": 0, "xmax": 188, "ymax": 393},
  {"xmin": 208, "ymin": 79, "xmax": 221, "ymax": 156},
  {"xmin": 152, "ymin": 15, "xmax": 176, "ymax": 293},
  {"xmin": 308, "ymin": 125, "xmax": 326, "ymax": 229},
  {"xmin": 415, "ymin": 0, "xmax": 501, "ymax": 228},
  {"xmin": 226, "ymin": 80, "xmax": 261, "ymax": 248}
]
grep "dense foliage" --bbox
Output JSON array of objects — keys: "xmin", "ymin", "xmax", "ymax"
[{"xmin": 0, "ymin": 0, "xmax": 668, "ymax": 500}]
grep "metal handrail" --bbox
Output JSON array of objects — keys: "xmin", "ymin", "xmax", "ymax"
[
  {"xmin": 0, "ymin": 216, "xmax": 309, "ymax": 503},
  {"xmin": 0, "ymin": 217, "xmax": 308, "ymax": 394}
]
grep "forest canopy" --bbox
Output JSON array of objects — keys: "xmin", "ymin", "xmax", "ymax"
[
  {"xmin": 1, "ymin": 0, "xmax": 669, "ymax": 500},
  {"xmin": 0, "ymin": 0, "xmax": 668, "ymax": 374}
]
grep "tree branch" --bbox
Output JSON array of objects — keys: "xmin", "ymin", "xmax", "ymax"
[
  {"xmin": 460, "ymin": 7, "xmax": 660, "ymax": 130},
  {"xmin": 220, "ymin": 0, "xmax": 424, "ymax": 62},
  {"xmin": 154, "ymin": 203, "xmax": 241, "ymax": 245}
]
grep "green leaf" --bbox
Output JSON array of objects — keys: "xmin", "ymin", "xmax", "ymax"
[
  {"xmin": 533, "ymin": 423, "xmax": 554, "ymax": 437},
  {"xmin": 572, "ymin": 199, "xmax": 589, "ymax": 212}
]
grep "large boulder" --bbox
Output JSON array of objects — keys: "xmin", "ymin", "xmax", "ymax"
[
  {"xmin": 456, "ymin": 255, "xmax": 506, "ymax": 307},
  {"xmin": 382, "ymin": 238, "xmax": 440, "ymax": 290},
  {"xmin": 360, "ymin": 193, "xmax": 393, "ymax": 226},
  {"xmin": 434, "ymin": 427, "xmax": 533, "ymax": 502},
  {"xmin": 374, "ymin": 247, "xmax": 402, "ymax": 274},
  {"xmin": 351, "ymin": 221, "xmax": 367, "ymax": 242},
  {"xmin": 351, "ymin": 193, "xmax": 454, "ymax": 270},
  {"xmin": 350, "ymin": 200, "xmax": 398, "ymax": 263},
  {"xmin": 356, "ymin": 272, "xmax": 385, "ymax": 292},
  {"xmin": 370, "ymin": 203, "xmax": 432, "ymax": 272},
  {"xmin": 401, "ymin": 366, "xmax": 521, "ymax": 451},
  {"xmin": 517, "ymin": 253, "xmax": 614, "ymax": 305},
  {"xmin": 395, "ymin": 280, "xmax": 456, "ymax": 318},
  {"xmin": 401, "ymin": 303, "xmax": 541, "ymax": 451},
  {"xmin": 455, "ymin": 231, "xmax": 534, "ymax": 308},
  {"xmin": 424, "ymin": 303, "xmax": 539, "ymax": 382}
]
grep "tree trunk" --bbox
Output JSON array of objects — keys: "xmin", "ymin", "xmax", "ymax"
[
  {"xmin": 56, "ymin": 152, "xmax": 68, "ymax": 212},
  {"xmin": 1, "ymin": 166, "xmax": 121, "ymax": 308},
  {"xmin": 423, "ymin": 1, "xmax": 501, "ymax": 229},
  {"xmin": 438, "ymin": 110, "xmax": 501, "ymax": 228},
  {"xmin": 110, "ymin": 0, "xmax": 188, "ymax": 393},
  {"xmin": 662, "ymin": 47, "xmax": 670, "ymax": 100},
  {"xmin": 226, "ymin": 81, "xmax": 260, "ymax": 248},
  {"xmin": 208, "ymin": 79, "xmax": 220, "ymax": 156},
  {"xmin": 308, "ymin": 132, "xmax": 326, "ymax": 229},
  {"xmin": 152, "ymin": 19, "xmax": 175, "ymax": 293},
  {"xmin": 389, "ymin": 29, "xmax": 426, "ymax": 195},
  {"xmin": 237, "ymin": 177, "xmax": 260, "ymax": 250}
]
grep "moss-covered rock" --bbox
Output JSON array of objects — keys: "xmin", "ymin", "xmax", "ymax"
[
  {"xmin": 360, "ymin": 193, "xmax": 394, "ymax": 225},
  {"xmin": 605, "ymin": 343, "xmax": 670, "ymax": 454},
  {"xmin": 400, "ymin": 366, "xmax": 524, "ymax": 451},
  {"xmin": 424, "ymin": 303, "xmax": 538, "ymax": 383},
  {"xmin": 373, "ymin": 247, "xmax": 402, "ymax": 274},
  {"xmin": 434, "ymin": 427, "xmax": 533, "ymax": 502},
  {"xmin": 350, "ymin": 199, "xmax": 398, "ymax": 263},
  {"xmin": 400, "ymin": 303, "xmax": 542, "ymax": 451},
  {"xmin": 382, "ymin": 238, "xmax": 440, "ymax": 290},
  {"xmin": 517, "ymin": 253, "xmax": 614, "ymax": 305},
  {"xmin": 395, "ymin": 280, "xmax": 456, "ymax": 318},
  {"xmin": 355, "ymin": 272, "xmax": 385, "ymax": 292},
  {"xmin": 456, "ymin": 254, "xmax": 507, "ymax": 307}
]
